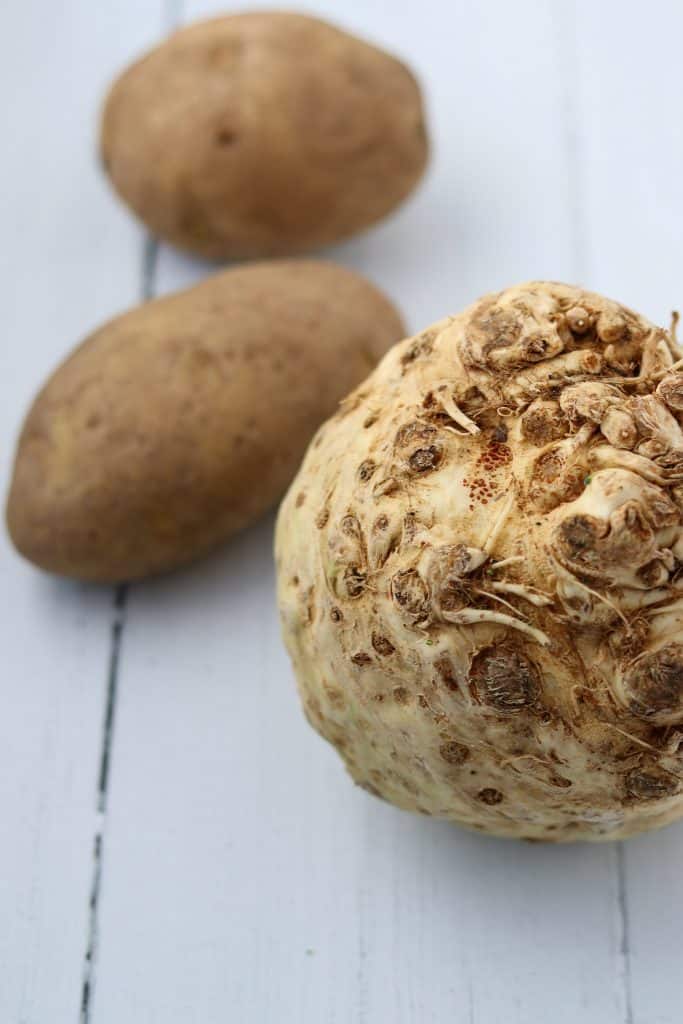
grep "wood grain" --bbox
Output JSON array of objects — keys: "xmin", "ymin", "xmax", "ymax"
[{"xmin": 0, "ymin": 3, "xmax": 163, "ymax": 1023}]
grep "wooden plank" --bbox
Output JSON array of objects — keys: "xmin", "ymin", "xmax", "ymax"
[
  {"xmin": 574, "ymin": 0, "xmax": 683, "ymax": 323},
  {"xmin": 0, "ymin": 3, "xmax": 162, "ymax": 1023},
  {"xmin": 92, "ymin": 2, "xmax": 625, "ymax": 1022},
  {"xmin": 575, "ymin": 4, "xmax": 683, "ymax": 1022}
]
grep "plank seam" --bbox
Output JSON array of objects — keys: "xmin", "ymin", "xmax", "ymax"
[
  {"xmin": 79, "ymin": 584, "xmax": 127, "ymax": 1024},
  {"xmin": 78, "ymin": 0, "xmax": 182, "ymax": 1009},
  {"xmin": 78, "ymin": 233, "xmax": 159, "ymax": 1024},
  {"xmin": 616, "ymin": 843, "xmax": 634, "ymax": 1024},
  {"xmin": 553, "ymin": 0, "xmax": 590, "ymax": 284}
]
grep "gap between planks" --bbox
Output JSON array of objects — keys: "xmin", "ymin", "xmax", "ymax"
[
  {"xmin": 616, "ymin": 843, "xmax": 634, "ymax": 1024},
  {"xmin": 78, "ymin": 15, "xmax": 179, "ymax": 1019},
  {"xmin": 78, "ymin": 233, "xmax": 159, "ymax": 1024},
  {"xmin": 552, "ymin": 0, "xmax": 590, "ymax": 286}
]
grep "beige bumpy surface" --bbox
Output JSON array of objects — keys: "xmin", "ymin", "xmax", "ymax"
[{"xmin": 276, "ymin": 282, "xmax": 683, "ymax": 841}]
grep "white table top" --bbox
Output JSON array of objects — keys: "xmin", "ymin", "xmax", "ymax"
[{"xmin": 2, "ymin": 1, "xmax": 682, "ymax": 1021}]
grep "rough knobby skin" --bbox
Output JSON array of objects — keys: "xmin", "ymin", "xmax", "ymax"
[
  {"xmin": 100, "ymin": 12, "xmax": 429, "ymax": 260},
  {"xmin": 276, "ymin": 282, "xmax": 683, "ymax": 841},
  {"xmin": 6, "ymin": 261, "xmax": 404, "ymax": 582}
]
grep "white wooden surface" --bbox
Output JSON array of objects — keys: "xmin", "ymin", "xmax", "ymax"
[{"xmin": 2, "ymin": 1, "xmax": 683, "ymax": 1021}]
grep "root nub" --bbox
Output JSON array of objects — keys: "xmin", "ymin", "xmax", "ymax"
[
  {"xmin": 625, "ymin": 767, "xmax": 679, "ymax": 801},
  {"xmin": 623, "ymin": 643, "xmax": 683, "ymax": 724},
  {"xmin": 470, "ymin": 645, "xmax": 541, "ymax": 713}
]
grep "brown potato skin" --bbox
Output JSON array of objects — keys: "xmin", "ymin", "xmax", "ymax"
[
  {"xmin": 100, "ymin": 12, "xmax": 429, "ymax": 260},
  {"xmin": 6, "ymin": 261, "xmax": 405, "ymax": 582}
]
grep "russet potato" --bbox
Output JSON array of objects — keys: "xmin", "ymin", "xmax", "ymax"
[
  {"xmin": 101, "ymin": 12, "xmax": 429, "ymax": 260},
  {"xmin": 7, "ymin": 261, "xmax": 405, "ymax": 581}
]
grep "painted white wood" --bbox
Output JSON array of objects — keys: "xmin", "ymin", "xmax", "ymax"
[
  {"xmin": 92, "ymin": 3, "xmax": 628, "ymax": 1023},
  {"xmin": 574, "ymin": 5, "xmax": 683, "ymax": 1022},
  {"xmin": 5, "ymin": 0, "xmax": 683, "ymax": 1021},
  {"xmin": 574, "ymin": 0, "xmax": 683, "ymax": 324},
  {"xmin": 0, "ymin": 3, "xmax": 162, "ymax": 1023}
]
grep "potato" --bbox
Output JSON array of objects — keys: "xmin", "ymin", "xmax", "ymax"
[
  {"xmin": 100, "ymin": 12, "xmax": 428, "ymax": 260},
  {"xmin": 276, "ymin": 282, "xmax": 683, "ymax": 842},
  {"xmin": 6, "ymin": 261, "xmax": 405, "ymax": 582}
]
